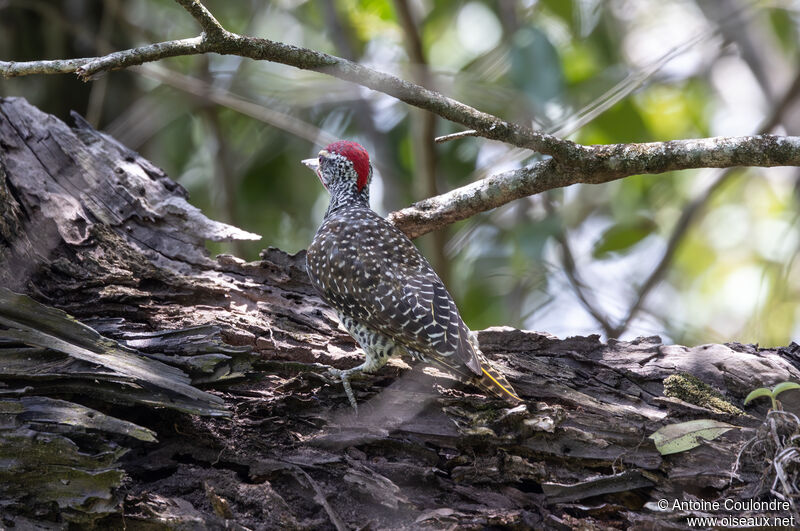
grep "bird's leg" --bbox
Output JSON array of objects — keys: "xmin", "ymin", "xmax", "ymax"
[
  {"xmin": 327, "ymin": 364, "xmax": 367, "ymax": 412},
  {"xmin": 327, "ymin": 348, "xmax": 391, "ymax": 412},
  {"xmin": 329, "ymin": 317, "xmax": 398, "ymax": 411}
]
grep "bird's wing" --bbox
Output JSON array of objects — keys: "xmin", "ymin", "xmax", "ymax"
[
  {"xmin": 326, "ymin": 217, "xmax": 482, "ymax": 376},
  {"xmin": 351, "ymin": 254, "xmax": 521, "ymax": 400},
  {"xmin": 398, "ymin": 274, "xmax": 483, "ymax": 376}
]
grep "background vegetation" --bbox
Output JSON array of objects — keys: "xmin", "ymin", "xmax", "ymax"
[{"xmin": 3, "ymin": 0, "xmax": 799, "ymax": 347}]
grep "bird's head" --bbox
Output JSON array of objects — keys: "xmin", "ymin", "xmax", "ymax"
[{"xmin": 302, "ymin": 141, "xmax": 372, "ymax": 200}]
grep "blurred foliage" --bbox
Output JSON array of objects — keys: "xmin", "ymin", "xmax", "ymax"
[{"xmin": 2, "ymin": 0, "xmax": 800, "ymax": 347}]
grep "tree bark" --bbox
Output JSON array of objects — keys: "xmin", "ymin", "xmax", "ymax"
[{"xmin": 1, "ymin": 97, "xmax": 799, "ymax": 529}]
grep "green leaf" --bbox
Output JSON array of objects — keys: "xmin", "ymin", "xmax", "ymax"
[
  {"xmin": 592, "ymin": 217, "xmax": 656, "ymax": 258},
  {"xmin": 768, "ymin": 9, "xmax": 798, "ymax": 54},
  {"xmin": 649, "ymin": 419, "xmax": 737, "ymax": 455},
  {"xmin": 540, "ymin": 0, "xmax": 573, "ymax": 24},
  {"xmin": 744, "ymin": 387, "xmax": 773, "ymax": 405},
  {"xmin": 509, "ymin": 27, "xmax": 564, "ymax": 106},
  {"xmin": 772, "ymin": 382, "xmax": 800, "ymax": 398}
]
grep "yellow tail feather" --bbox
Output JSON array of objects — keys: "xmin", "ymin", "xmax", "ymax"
[
  {"xmin": 427, "ymin": 355, "xmax": 522, "ymax": 402},
  {"xmin": 480, "ymin": 366, "xmax": 522, "ymax": 402}
]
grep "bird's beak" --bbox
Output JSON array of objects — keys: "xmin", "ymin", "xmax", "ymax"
[
  {"xmin": 301, "ymin": 158, "xmax": 319, "ymax": 172},
  {"xmin": 303, "ymin": 150, "xmax": 328, "ymax": 189},
  {"xmin": 302, "ymin": 158, "xmax": 323, "ymax": 189}
]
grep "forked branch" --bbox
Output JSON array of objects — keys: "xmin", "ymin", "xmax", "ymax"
[
  {"xmin": 389, "ymin": 135, "xmax": 800, "ymax": 238},
  {"xmin": 2, "ymin": 0, "xmax": 800, "ymax": 238}
]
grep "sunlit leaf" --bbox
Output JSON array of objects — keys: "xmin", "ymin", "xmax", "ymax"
[
  {"xmin": 540, "ymin": 0, "xmax": 574, "ymax": 24},
  {"xmin": 768, "ymin": 9, "xmax": 799, "ymax": 55},
  {"xmin": 562, "ymin": 42, "xmax": 600, "ymax": 84},
  {"xmin": 649, "ymin": 420, "xmax": 737, "ymax": 456},
  {"xmin": 743, "ymin": 387, "xmax": 772, "ymax": 405},
  {"xmin": 772, "ymin": 382, "xmax": 800, "ymax": 399},
  {"xmin": 583, "ymin": 99, "xmax": 651, "ymax": 144}
]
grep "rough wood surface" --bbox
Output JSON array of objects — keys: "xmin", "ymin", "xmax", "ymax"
[{"xmin": 2, "ymin": 96, "xmax": 799, "ymax": 529}]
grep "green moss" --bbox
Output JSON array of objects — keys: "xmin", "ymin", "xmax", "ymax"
[{"xmin": 663, "ymin": 373, "xmax": 743, "ymax": 415}]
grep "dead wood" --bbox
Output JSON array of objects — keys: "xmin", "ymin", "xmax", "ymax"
[{"xmin": 1, "ymin": 96, "xmax": 800, "ymax": 529}]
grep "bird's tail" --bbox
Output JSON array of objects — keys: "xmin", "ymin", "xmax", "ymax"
[
  {"xmin": 475, "ymin": 359, "xmax": 522, "ymax": 402},
  {"xmin": 428, "ymin": 351, "xmax": 522, "ymax": 403}
]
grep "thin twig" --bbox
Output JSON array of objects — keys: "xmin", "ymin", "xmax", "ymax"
[
  {"xmin": 199, "ymin": 59, "xmax": 245, "ymax": 258},
  {"xmin": 294, "ymin": 468, "xmax": 347, "ymax": 531},
  {"xmin": 607, "ymin": 169, "xmax": 731, "ymax": 338},
  {"xmin": 172, "ymin": 0, "xmax": 226, "ymax": 37},
  {"xmin": 0, "ymin": 4, "xmax": 568, "ymax": 159},
  {"xmin": 435, "ymin": 3, "xmax": 757, "ymax": 145},
  {"xmin": 0, "ymin": 0, "xmax": 633, "ymax": 168},
  {"xmin": 435, "ymin": 130, "xmax": 480, "ymax": 143},
  {"xmin": 85, "ymin": 0, "xmax": 120, "ymax": 126}
]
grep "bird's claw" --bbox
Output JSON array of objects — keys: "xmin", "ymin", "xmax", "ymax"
[{"xmin": 326, "ymin": 367, "xmax": 359, "ymax": 413}]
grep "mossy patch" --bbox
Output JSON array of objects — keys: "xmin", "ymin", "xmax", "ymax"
[{"xmin": 663, "ymin": 373, "xmax": 743, "ymax": 415}]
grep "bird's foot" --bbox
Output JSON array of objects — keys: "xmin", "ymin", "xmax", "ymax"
[{"xmin": 326, "ymin": 366, "xmax": 362, "ymax": 413}]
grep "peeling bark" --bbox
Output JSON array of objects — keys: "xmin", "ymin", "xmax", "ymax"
[{"xmin": 1, "ymin": 97, "xmax": 799, "ymax": 529}]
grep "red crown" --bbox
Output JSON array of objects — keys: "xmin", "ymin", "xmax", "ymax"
[{"xmin": 326, "ymin": 141, "xmax": 370, "ymax": 192}]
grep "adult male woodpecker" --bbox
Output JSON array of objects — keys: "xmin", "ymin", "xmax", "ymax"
[{"xmin": 303, "ymin": 140, "xmax": 520, "ymax": 410}]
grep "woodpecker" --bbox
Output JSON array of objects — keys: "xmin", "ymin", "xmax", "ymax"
[{"xmin": 303, "ymin": 140, "xmax": 520, "ymax": 410}]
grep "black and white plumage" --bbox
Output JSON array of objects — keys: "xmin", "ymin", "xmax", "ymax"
[{"xmin": 303, "ymin": 140, "xmax": 520, "ymax": 409}]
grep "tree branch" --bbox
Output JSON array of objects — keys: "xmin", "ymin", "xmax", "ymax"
[
  {"xmin": 0, "ymin": 37, "xmax": 207, "ymax": 79},
  {"xmin": 3, "ymin": 0, "xmax": 800, "ymax": 241},
  {"xmin": 0, "ymin": 1, "xmax": 567, "ymax": 159},
  {"xmin": 389, "ymin": 134, "xmax": 800, "ymax": 239}
]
